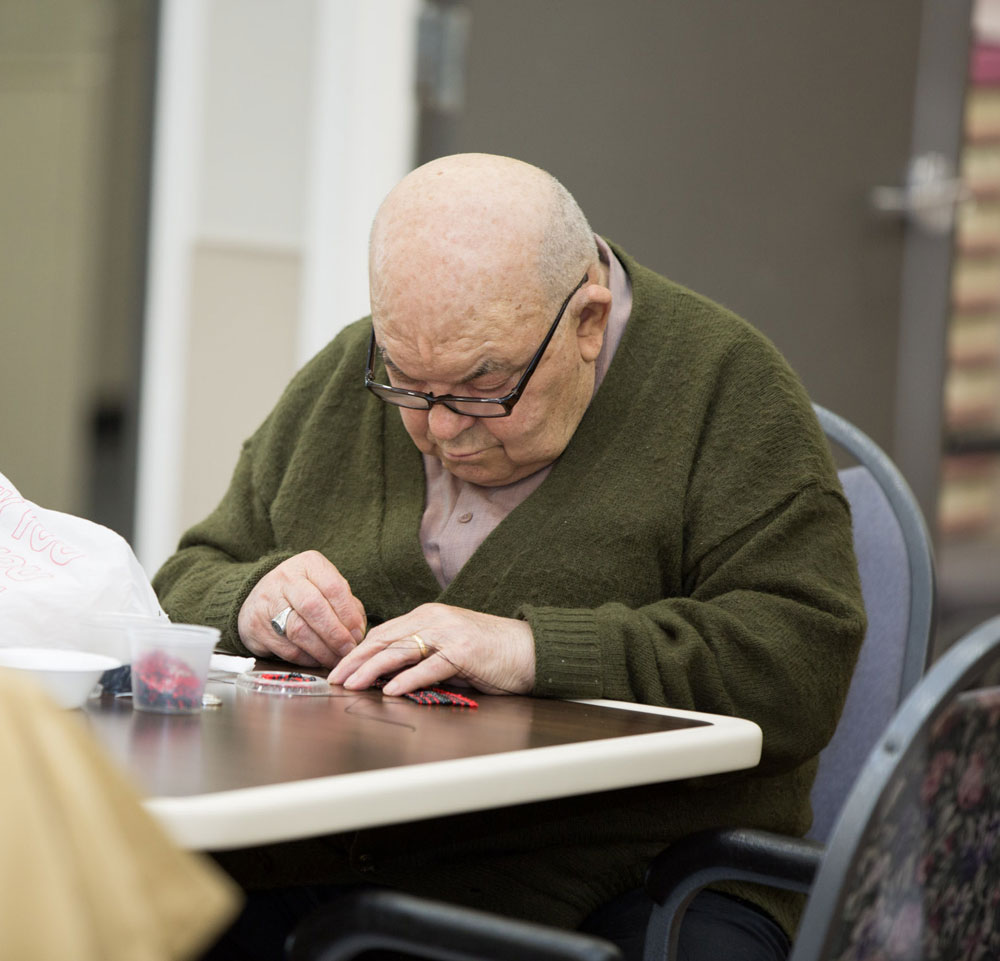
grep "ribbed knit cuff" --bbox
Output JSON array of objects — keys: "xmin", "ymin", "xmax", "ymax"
[
  {"xmin": 518, "ymin": 606, "xmax": 603, "ymax": 699},
  {"xmin": 201, "ymin": 551, "xmax": 297, "ymax": 655}
]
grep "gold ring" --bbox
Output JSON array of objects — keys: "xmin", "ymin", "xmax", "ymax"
[{"xmin": 412, "ymin": 633, "xmax": 430, "ymax": 659}]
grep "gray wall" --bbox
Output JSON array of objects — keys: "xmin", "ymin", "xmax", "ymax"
[{"xmin": 421, "ymin": 1, "xmax": 928, "ymax": 455}]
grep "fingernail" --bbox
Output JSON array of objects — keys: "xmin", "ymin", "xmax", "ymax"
[
  {"xmin": 382, "ymin": 682, "xmax": 399, "ymax": 696},
  {"xmin": 336, "ymin": 643, "xmax": 355, "ymax": 659},
  {"xmin": 351, "ymin": 628, "xmax": 364, "ymax": 643}
]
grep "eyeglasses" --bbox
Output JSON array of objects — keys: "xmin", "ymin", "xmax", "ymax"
[{"xmin": 364, "ymin": 272, "xmax": 589, "ymax": 418}]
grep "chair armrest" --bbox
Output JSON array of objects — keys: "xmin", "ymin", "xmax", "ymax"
[
  {"xmin": 286, "ymin": 888, "xmax": 622, "ymax": 961},
  {"xmin": 642, "ymin": 828, "xmax": 823, "ymax": 961}
]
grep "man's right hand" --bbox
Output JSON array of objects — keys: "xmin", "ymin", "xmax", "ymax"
[{"xmin": 237, "ymin": 550, "xmax": 366, "ymax": 667}]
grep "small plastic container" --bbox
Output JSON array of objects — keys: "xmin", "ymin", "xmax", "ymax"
[
  {"xmin": 236, "ymin": 670, "xmax": 331, "ymax": 697},
  {"xmin": 128, "ymin": 623, "xmax": 219, "ymax": 714}
]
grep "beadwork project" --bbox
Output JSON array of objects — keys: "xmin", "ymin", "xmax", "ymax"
[
  {"xmin": 402, "ymin": 687, "xmax": 478, "ymax": 707},
  {"xmin": 372, "ymin": 677, "xmax": 478, "ymax": 708},
  {"xmin": 132, "ymin": 650, "xmax": 204, "ymax": 712}
]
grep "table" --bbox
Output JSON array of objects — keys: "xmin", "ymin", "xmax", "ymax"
[{"xmin": 80, "ymin": 669, "xmax": 762, "ymax": 851}]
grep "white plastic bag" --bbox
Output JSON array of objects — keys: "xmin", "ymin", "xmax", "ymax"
[{"xmin": 0, "ymin": 471, "xmax": 165, "ymax": 661}]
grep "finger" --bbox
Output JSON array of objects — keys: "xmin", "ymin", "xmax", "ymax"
[
  {"xmin": 264, "ymin": 641, "xmax": 322, "ymax": 669},
  {"xmin": 380, "ymin": 654, "xmax": 460, "ymax": 696},
  {"xmin": 284, "ymin": 581, "xmax": 360, "ymax": 660},
  {"xmin": 243, "ymin": 623, "xmax": 323, "ymax": 668},
  {"xmin": 352, "ymin": 596, "xmax": 367, "ymax": 635},
  {"xmin": 301, "ymin": 554, "xmax": 367, "ymax": 643},
  {"xmin": 241, "ymin": 604, "xmax": 325, "ymax": 666},
  {"xmin": 269, "ymin": 608, "xmax": 340, "ymax": 668},
  {"xmin": 335, "ymin": 637, "xmax": 430, "ymax": 691},
  {"xmin": 326, "ymin": 628, "xmax": 397, "ymax": 684}
]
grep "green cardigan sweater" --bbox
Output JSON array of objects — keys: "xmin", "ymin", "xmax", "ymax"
[{"xmin": 153, "ymin": 245, "xmax": 866, "ymax": 937}]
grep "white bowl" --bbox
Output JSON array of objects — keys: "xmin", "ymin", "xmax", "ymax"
[{"xmin": 0, "ymin": 647, "xmax": 122, "ymax": 709}]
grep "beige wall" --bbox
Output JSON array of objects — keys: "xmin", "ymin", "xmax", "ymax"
[
  {"xmin": 1, "ymin": 0, "xmax": 152, "ymax": 538},
  {"xmin": 2, "ymin": 0, "xmax": 417, "ymax": 571},
  {"xmin": 137, "ymin": 0, "xmax": 417, "ymax": 572},
  {"xmin": 0, "ymin": 3, "xmax": 113, "ymax": 513},
  {"xmin": 181, "ymin": 242, "xmax": 299, "ymax": 531}
]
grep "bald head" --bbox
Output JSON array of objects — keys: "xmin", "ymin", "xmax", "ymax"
[
  {"xmin": 364, "ymin": 155, "xmax": 612, "ymax": 487},
  {"xmin": 369, "ymin": 154, "xmax": 596, "ymax": 314}
]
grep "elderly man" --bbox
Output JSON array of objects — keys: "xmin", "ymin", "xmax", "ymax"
[{"xmin": 155, "ymin": 154, "xmax": 865, "ymax": 961}]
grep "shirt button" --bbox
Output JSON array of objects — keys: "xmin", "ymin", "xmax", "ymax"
[{"xmin": 458, "ymin": 512, "xmax": 473, "ymax": 524}]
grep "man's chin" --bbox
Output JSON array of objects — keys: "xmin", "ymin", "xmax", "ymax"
[
  {"xmin": 439, "ymin": 454, "xmax": 507, "ymax": 487},
  {"xmin": 441, "ymin": 461, "xmax": 504, "ymax": 486},
  {"xmin": 438, "ymin": 456, "xmax": 541, "ymax": 488}
]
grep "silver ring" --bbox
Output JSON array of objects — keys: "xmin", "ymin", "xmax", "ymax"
[{"xmin": 270, "ymin": 605, "xmax": 294, "ymax": 637}]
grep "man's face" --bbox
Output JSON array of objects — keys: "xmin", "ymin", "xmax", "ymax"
[{"xmin": 372, "ymin": 273, "xmax": 602, "ymax": 487}]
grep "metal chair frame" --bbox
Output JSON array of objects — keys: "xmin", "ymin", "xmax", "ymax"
[{"xmin": 286, "ymin": 887, "xmax": 622, "ymax": 961}]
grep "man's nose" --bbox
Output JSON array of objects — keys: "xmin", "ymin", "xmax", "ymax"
[{"xmin": 427, "ymin": 403, "xmax": 476, "ymax": 441}]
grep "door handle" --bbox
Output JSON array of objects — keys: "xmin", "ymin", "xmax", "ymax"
[{"xmin": 870, "ymin": 152, "xmax": 970, "ymax": 235}]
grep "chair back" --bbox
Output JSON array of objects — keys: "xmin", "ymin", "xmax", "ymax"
[
  {"xmin": 789, "ymin": 614, "xmax": 1000, "ymax": 961},
  {"xmin": 808, "ymin": 404, "xmax": 936, "ymax": 841}
]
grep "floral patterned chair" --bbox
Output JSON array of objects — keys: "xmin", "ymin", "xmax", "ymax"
[{"xmin": 789, "ymin": 613, "xmax": 1000, "ymax": 961}]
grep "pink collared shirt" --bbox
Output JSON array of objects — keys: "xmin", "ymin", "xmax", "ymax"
[{"xmin": 420, "ymin": 237, "xmax": 633, "ymax": 588}]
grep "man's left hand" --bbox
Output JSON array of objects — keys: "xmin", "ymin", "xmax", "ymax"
[{"xmin": 326, "ymin": 603, "xmax": 535, "ymax": 696}]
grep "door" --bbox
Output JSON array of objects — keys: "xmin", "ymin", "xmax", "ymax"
[
  {"xmin": 417, "ymin": 0, "xmax": 973, "ymax": 651},
  {"xmin": 417, "ymin": 0, "xmax": 969, "ymax": 521}
]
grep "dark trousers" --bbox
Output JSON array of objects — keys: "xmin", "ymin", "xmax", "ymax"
[{"xmin": 202, "ymin": 884, "xmax": 789, "ymax": 961}]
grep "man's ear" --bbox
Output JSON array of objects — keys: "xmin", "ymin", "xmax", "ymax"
[{"xmin": 576, "ymin": 286, "xmax": 612, "ymax": 363}]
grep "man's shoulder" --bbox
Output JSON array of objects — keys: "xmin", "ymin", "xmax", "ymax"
[
  {"xmin": 604, "ymin": 242, "xmax": 822, "ymax": 456},
  {"xmin": 607, "ymin": 241, "xmax": 762, "ymax": 342},
  {"xmin": 607, "ymin": 242, "xmax": 790, "ymax": 388}
]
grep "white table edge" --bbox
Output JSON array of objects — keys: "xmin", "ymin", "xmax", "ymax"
[{"xmin": 143, "ymin": 698, "xmax": 762, "ymax": 850}]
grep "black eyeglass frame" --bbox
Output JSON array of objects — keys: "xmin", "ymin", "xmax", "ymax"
[{"xmin": 364, "ymin": 272, "xmax": 590, "ymax": 418}]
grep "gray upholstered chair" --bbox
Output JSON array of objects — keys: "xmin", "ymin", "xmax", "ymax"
[
  {"xmin": 808, "ymin": 403, "xmax": 935, "ymax": 840},
  {"xmin": 642, "ymin": 403, "xmax": 936, "ymax": 961},
  {"xmin": 788, "ymin": 613, "xmax": 1000, "ymax": 960}
]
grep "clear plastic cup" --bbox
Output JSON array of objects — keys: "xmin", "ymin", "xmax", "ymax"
[{"xmin": 128, "ymin": 623, "xmax": 220, "ymax": 714}]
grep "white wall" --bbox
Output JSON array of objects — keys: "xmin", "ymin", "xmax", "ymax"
[
  {"xmin": 299, "ymin": 0, "xmax": 419, "ymax": 364},
  {"xmin": 199, "ymin": 0, "xmax": 316, "ymax": 249},
  {"xmin": 135, "ymin": 0, "xmax": 419, "ymax": 575}
]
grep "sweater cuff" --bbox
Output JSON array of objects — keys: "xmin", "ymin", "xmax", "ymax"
[
  {"xmin": 518, "ymin": 606, "xmax": 604, "ymax": 699},
  {"xmin": 201, "ymin": 552, "xmax": 297, "ymax": 655}
]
